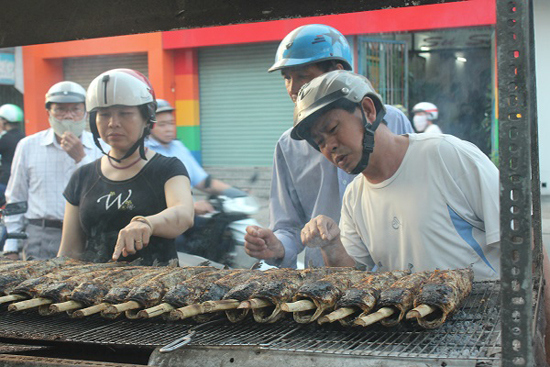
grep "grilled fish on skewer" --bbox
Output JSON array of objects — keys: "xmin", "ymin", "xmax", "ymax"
[
  {"xmin": 355, "ymin": 271, "xmax": 431, "ymax": 327},
  {"xmin": 72, "ymin": 266, "xmax": 170, "ymax": 318},
  {"xmin": 140, "ymin": 269, "xmax": 238, "ymax": 319},
  {"xmin": 47, "ymin": 266, "xmax": 147, "ymax": 314},
  {"xmin": 0, "ymin": 257, "xmax": 83, "ymax": 297},
  {"xmin": 171, "ymin": 270, "xmax": 261, "ymax": 322},
  {"xmin": 283, "ymin": 269, "xmax": 366, "ymax": 324},
  {"xmin": 7, "ymin": 262, "xmax": 125, "ymax": 312},
  {"xmin": 248, "ymin": 267, "xmax": 355, "ymax": 324},
  {"xmin": 220, "ymin": 268, "xmax": 295, "ymax": 323},
  {"xmin": 104, "ymin": 266, "xmax": 217, "ymax": 318},
  {"xmin": 406, "ymin": 268, "xmax": 474, "ymax": 329},
  {"xmin": 319, "ymin": 270, "xmax": 410, "ymax": 325}
]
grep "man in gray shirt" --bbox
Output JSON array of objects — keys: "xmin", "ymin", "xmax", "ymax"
[{"xmin": 244, "ymin": 24, "xmax": 413, "ymax": 268}]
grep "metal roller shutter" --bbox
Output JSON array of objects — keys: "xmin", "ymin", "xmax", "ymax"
[
  {"xmin": 199, "ymin": 43, "xmax": 294, "ymax": 167},
  {"xmin": 63, "ymin": 53, "xmax": 148, "ymax": 90}
]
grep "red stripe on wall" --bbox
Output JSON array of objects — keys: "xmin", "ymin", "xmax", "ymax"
[{"xmin": 163, "ymin": 0, "xmax": 495, "ymax": 49}]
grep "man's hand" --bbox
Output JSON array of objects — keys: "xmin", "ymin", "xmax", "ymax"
[
  {"xmin": 301, "ymin": 215, "xmax": 340, "ymax": 248},
  {"xmin": 244, "ymin": 225, "xmax": 285, "ymax": 260},
  {"xmin": 112, "ymin": 220, "xmax": 153, "ymax": 261},
  {"xmin": 61, "ymin": 132, "xmax": 85, "ymax": 163},
  {"xmin": 194, "ymin": 200, "xmax": 215, "ymax": 215}
]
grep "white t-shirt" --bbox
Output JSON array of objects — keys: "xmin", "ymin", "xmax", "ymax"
[
  {"xmin": 340, "ymin": 133, "xmax": 500, "ymax": 280},
  {"xmin": 425, "ymin": 124, "xmax": 442, "ymax": 134}
]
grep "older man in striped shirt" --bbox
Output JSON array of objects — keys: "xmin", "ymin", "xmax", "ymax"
[{"xmin": 2, "ymin": 81, "xmax": 105, "ymax": 260}]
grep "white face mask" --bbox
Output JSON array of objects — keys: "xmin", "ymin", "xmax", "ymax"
[
  {"xmin": 413, "ymin": 115, "xmax": 429, "ymax": 132},
  {"xmin": 49, "ymin": 115, "xmax": 87, "ymax": 138}
]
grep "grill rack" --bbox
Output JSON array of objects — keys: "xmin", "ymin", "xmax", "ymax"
[{"xmin": 0, "ymin": 281, "xmax": 501, "ymax": 362}]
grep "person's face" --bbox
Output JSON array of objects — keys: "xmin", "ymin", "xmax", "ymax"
[
  {"xmin": 95, "ymin": 106, "xmax": 146, "ymax": 151},
  {"xmin": 309, "ymin": 107, "xmax": 366, "ymax": 173},
  {"xmin": 281, "ymin": 64, "xmax": 326, "ymax": 103},
  {"xmin": 48, "ymin": 102, "xmax": 86, "ymax": 121},
  {"xmin": 151, "ymin": 111, "xmax": 176, "ymax": 144}
]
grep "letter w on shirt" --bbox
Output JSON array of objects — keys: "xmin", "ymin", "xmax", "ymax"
[{"xmin": 97, "ymin": 190, "xmax": 133, "ymax": 210}]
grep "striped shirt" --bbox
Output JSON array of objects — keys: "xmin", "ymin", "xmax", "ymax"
[{"xmin": 3, "ymin": 128, "xmax": 105, "ymax": 252}]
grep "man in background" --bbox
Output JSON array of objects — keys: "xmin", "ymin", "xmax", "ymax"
[
  {"xmin": 0, "ymin": 104, "xmax": 25, "ymax": 205},
  {"xmin": 2, "ymin": 81, "xmax": 104, "ymax": 260}
]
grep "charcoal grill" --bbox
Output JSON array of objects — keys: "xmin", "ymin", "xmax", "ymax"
[{"xmin": 0, "ymin": 281, "xmax": 503, "ymax": 366}]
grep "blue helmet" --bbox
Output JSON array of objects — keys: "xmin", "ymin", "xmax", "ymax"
[{"xmin": 268, "ymin": 24, "xmax": 353, "ymax": 73}]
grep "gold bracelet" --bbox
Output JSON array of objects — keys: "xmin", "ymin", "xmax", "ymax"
[{"xmin": 131, "ymin": 216, "xmax": 154, "ymax": 233}]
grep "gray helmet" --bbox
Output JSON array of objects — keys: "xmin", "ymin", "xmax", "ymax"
[
  {"xmin": 156, "ymin": 99, "xmax": 175, "ymax": 114},
  {"xmin": 45, "ymin": 81, "xmax": 86, "ymax": 109},
  {"xmin": 292, "ymin": 70, "xmax": 386, "ymax": 174}
]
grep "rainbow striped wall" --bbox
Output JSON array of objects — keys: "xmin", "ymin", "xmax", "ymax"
[{"xmin": 173, "ymin": 49, "xmax": 202, "ymax": 164}]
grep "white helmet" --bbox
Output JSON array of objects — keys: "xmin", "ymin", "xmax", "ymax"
[
  {"xmin": 45, "ymin": 81, "xmax": 86, "ymax": 109},
  {"xmin": 86, "ymin": 68, "xmax": 155, "ymax": 113},
  {"xmin": 86, "ymin": 69, "xmax": 157, "ymax": 162},
  {"xmin": 412, "ymin": 102, "xmax": 438, "ymax": 120},
  {"xmin": 0, "ymin": 104, "xmax": 23, "ymax": 123}
]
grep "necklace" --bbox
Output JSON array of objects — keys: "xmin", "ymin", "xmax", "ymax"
[{"xmin": 107, "ymin": 148, "xmax": 148, "ymax": 170}]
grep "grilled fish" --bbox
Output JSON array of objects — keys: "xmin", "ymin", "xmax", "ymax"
[
  {"xmin": 222, "ymin": 268, "xmax": 294, "ymax": 323},
  {"xmin": 39, "ymin": 266, "xmax": 145, "ymax": 304},
  {"xmin": 250, "ymin": 267, "xmax": 355, "ymax": 324},
  {"xmin": 368, "ymin": 271, "xmax": 432, "ymax": 327},
  {"xmin": 162, "ymin": 269, "xmax": 239, "ymax": 309},
  {"xmin": 409, "ymin": 268, "xmax": 474, "ymax": 329},
  {"xmin": 328, "ymin": 270, "xmax": 411, "ymax": 326},
  {"xmin": 290, "ymin": 269, "xmax": 366, "ymax": 323},
  {"xmin": 0, "ymin": 257, "xmax": 83, "ymax": 295},
  {"xmin": 123, "ymin": 266, "xmax": 218, "ymax": 311},
  {"xmin": 9, "ymin": 262, "xmax": 123, "ymax": 298}
]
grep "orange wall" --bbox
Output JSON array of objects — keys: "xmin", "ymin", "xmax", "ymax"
[{"xmin": 22, "ymin": 32, "xmax": 174, "ymax": 134}]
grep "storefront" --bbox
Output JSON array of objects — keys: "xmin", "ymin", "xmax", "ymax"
[{"xmin": 22, "ymin": 0, "xmax": 495, "ymax": 167}]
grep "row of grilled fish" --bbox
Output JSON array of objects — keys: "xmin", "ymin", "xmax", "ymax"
[{"xmin": 0, "ymin": 258, "xmax": 474, "ymax": 329}]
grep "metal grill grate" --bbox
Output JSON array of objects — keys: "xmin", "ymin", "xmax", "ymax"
[{"xmin": 0, "ymin": 281, "xmax": 501, "ymax": 362}]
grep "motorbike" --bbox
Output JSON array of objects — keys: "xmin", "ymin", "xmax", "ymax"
[
  {"xmin": 176, "ymin": 193, "xmax": 261, "ymax": 269},
  {"xmin": 0, "ymin": 201, "xmax": 28, "ymax": 253}
]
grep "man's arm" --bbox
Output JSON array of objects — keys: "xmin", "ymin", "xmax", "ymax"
[
  {"xmin": 267, "ymin": 140, "xmax": 309, "ymax": 268},
  {"xmin": 3, "ymin": 140, "xmax": 29, "ymax": 255}
]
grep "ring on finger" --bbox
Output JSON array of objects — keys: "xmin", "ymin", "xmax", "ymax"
[{"xmin": 136, "ymin": 239, "xmax": 143, "ymax": 243}]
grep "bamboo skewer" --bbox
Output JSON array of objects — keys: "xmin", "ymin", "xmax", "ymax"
[
  {"xmin": 104, "ymin": 300, "xmax": 141, "ymax": 314},
  {"xmin": 201, "ymin": 299, "xmax": 240, "ymax": 312},
  {"xmin": 71, "ymin": 303, "xmax": 109, "ymax": 318},
  {"xmin": 354, "ymin": 307, "xmax": 395, "ymax": 327},
  {"xmin": 170, "ymin": 304, "xmax": 204, "ymax": 320},
  {"xmin": 247, "ymin": 298, "xmax": 273, "ymax": 309},
  {"xmin": 281, "ymin": 300, "xmax": 316, "ymax": 313},
  {"xmin": 406, "ymin": 304, "xmax": 436, "ymax": 320},
  {"xmin": 138, "ymin": 303, "xmax": 175, "ymax": 319},
  {"xmin": 0, "ymin": 294, "xmax": 27, "ymax": 305},
  {"xmin": 8, "ymin": 297, "xmax": 53, "ymax": 312},
  {"xmin": 50, "ymin": 300, "xmax": 83, "ymax": 313},
  {"xmin": 237, "ymin": 301, "xmax": 251, "ymax": 309},
  {"xmin": 318, "ymin": 307, "xmax": 356, "ymax": 325}
]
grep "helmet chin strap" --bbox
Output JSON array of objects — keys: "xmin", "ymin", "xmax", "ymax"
[{"xmin": 349, "ymin": 105, "xmax": 386, "ymax": 175}]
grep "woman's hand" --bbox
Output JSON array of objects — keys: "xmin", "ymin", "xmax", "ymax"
[{"xmin": 112, "ymin": 217, "xmax": 153, "ymax": 261}]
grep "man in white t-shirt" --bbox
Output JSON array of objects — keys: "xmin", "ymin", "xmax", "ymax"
[{"xmin": 291, "ymin": 70, "xmax": 499, "ymax": 280}]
